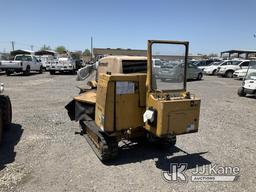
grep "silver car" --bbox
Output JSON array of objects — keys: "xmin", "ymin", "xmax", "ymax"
[{"xmin": 158, "ymin": 62, "xmax": 203, "ymax": 81}]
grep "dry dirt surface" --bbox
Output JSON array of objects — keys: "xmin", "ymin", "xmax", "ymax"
[{"xmin": 0, "ymin": 72, "xmax": 255, "ymax": 192}]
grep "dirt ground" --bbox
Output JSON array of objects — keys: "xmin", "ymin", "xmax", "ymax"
[{"xmin": 0, "ymin": 72, "xmax": 255, "ymax": 192}]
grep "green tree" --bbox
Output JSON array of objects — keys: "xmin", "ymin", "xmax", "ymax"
[
  {"xmin": 71, "ymin": 51, "xmax": 82, "ymax": 60},
  {"xmin": 55, "ymin": 46, "xmax": 67, "ymax": 54},
  {"xmin": 83, "ymin": 49, "xmax": 91, "ymax": 56},
  {"xmin": 40, "ymin": 45, "xmax": 51, "ymax": 51}
]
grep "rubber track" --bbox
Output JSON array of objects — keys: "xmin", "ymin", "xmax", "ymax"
[{"xmin": 80, "ymin": 121, "xmax": 118, "ymax": 161}]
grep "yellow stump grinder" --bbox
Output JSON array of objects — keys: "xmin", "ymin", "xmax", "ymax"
[{"xmin": 66, "ymin": 40, "xmax": 201, "ymax": 161}]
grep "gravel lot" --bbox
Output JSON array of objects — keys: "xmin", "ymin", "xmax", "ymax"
[{"xmin": 0, "ymin": 72, "xmax": 255, "ymax": 192}]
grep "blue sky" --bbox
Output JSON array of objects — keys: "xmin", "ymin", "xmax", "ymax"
[{"xmin": 0, "ymin": 0, "xmax": 255, "ymax": 54}]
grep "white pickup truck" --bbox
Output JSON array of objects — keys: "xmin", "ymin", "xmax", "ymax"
[
  {"xmin": 48, "ymin": 57, "xmax": 77, "ymax": 75},
  {"xmin": 36, "ymin": 55, "xmax": 57, "ymax": 71},
  {"xmin": 0, "ymin": 54, "xmax": 43, "ymax": 76}
]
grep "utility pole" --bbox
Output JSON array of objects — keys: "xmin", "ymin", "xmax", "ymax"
[
  {"xmin": 11, "ymin": 41, "xmax": 15, "ymax": 51},
  {"xmin": 90, "ymin": 36, "xmax": 93, "ymax": 61}
]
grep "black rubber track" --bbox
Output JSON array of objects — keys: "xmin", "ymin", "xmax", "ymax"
[
  {"xmin": 0, "ymin": 95, "xmax": 12, "ymax": 129},
  {"xmin": 80, "ymin": 121, "xmax": 118, "ymax": 161}
]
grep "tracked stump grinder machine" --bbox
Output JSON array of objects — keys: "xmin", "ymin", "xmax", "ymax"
[{"xmin": 66, "ymin": 40, "xmax": 201, "ymax": 161}]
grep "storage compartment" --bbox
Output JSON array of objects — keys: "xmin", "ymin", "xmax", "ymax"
[
  {"xmin": 168, "ymin": 110, "xmax": 198, "ymax": 135},
  {"xmin": 95, "ymin": 73, "xmax": 146, "ymax": 132}
]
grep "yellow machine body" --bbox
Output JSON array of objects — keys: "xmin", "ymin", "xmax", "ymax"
[
  {"xmin": 145, "ymin": 93, "xmax": 200, "ymax": 136},
  {"xmin": 95, "ymin": 73, "xmax": 146, "ymax": 132},
  {"xmin": 66, "ymin": 40, "xmax": 201, "ymax": 161},
  {"xmin": 94, "ymin": 73, "xmax": 200, "ymax": 137}
]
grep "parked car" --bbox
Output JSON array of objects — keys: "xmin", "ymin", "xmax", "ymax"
[
  {"xmin": 193, "ymin": 61, "xmax": 208, "ymax": 70},
  {"xmin": 193, "ymin": 59, "xmax": 223, "ymax": 71},
  {"xmin": 187, "ymin": 62, "xmax": 203, "ymax": 80},
  {"xmin": 203, "ymin": 61, "xmax": 225, "ymax": 75},
  {"xmin": 158, "ymin": 62, "xmax": 203, "ymax": 81},
  {"xmin": 193, "ymin": 60, "xmax": 213, "ymax": 70},
  {"xmin": 48, "ymin": 57, "xmax": 77, "ymax": 75},
  {"xmin": 0, "ymin": 54, "xmax": 43, "ymax": 76},
  {"xmin": 152, "ymin": 58, "xmax": 164, "ymax": 78},
  {"xmin": 237, "ymin": 61, "xmax": 256, "ymax": 97},
  {"xmin": 233, "ymin": 68, "xmax": 248, "ymax": 79},
  {"xmin": 217, "ymin": 60, "xmax": 250, "ymax": 78}
]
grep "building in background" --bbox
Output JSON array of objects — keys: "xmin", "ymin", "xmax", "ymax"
[
  {"xmin": 93, "ymin": 48, "xmax": 146, "ymax": 60},
  {"xmin": 93, "ymin": 48, "xmax": 205, "ymax": 61},
  {"xmin": 0, "ymin": 52, "xmax": 11, "ymax": 60},
  {"xmin": 221, "ymin": 50, "xmax": 256, "ymax": 59}
]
